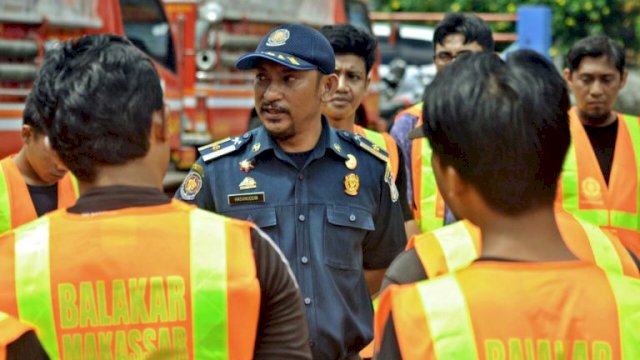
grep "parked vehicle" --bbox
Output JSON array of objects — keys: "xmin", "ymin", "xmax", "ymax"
[
  {"xmin": 373, "ymin": 22, "xmax": 435, "ymax": 123},
  {"xmin": 0, "ymin": 0, "xmax": 183, "ymax": 164}
]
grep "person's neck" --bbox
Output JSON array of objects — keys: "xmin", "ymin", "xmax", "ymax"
[
  {"xmin": 478, "ymin": 206, "xmax": 578, "ymax": 262},
  {"xmin": 579, "ymin": 110, "xmax": 618, "ymax": 128},
  {"xmin": 276, "ymin": 115, "xmax": 324, "ymax": 153},
  {"xmin": 81, "ymin": 159, "xmax": 164, "ymax": 195},
  {"xmin": 13, "ymin": 147, "xmax": 54, "ymax": 186},
  {"xmin": 327, "ymin": 115, "xmax": 355, "ymax": 132}
]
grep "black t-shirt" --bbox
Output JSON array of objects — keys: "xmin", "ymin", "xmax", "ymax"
[
  {"xmin": 584, "ymin": 120, "xmax": 618, "ymax": 184},
  {"xmin": 27, "ymin": 183, "xmax": 58, "ymax": 217},
  {"xmin": 6, "ymin": 330, "xmax": 49, "ymax": 360}
]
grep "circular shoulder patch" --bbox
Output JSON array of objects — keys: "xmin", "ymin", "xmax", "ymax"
[{"xmin": 179, "ymin": 171, "xmax": 203, "ymax": 201}]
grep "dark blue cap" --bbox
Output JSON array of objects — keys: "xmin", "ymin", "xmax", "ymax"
[{"xmin": 235, "ymin": 23, "xmax": 335, "ymax": 74}]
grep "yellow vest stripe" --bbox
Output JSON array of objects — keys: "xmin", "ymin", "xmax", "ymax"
[
  {"xmin": 419, "ymin": 140, "xmax": 441, "ymax": 232},
  {"xmin": 70, "ymin": 174, "xmax": 80, "ymax": 198},
  {"xmin": 362, "ymin": 128, "xmax": 388, "ymax": 151},
  {"xmin": 433, "ymin": 221, "xmax": 478, "ymax": 273},
  {"xmin": 624, "ymin": 115, "xmax": 640, "ymax": 230},
  {"xmin": 14, "ymin": 216, "xmax": 59, "ymax": 357},
  {"xmin": 606, "ymin": 274, "xmax": 640, "ymax": 359},
  {"xmin": 0, "ymin": 165, "xmax": 10, "ymax": 234},
  {"xmin": 417, "ymin": 275, "xmax": 479, "ymax": 360},
  {"xmin": 576, "ymin": 218, "xmax": 624, "ymax": 275},
  {"xmin": 190, "ymin": 209, "xmax": 229, "ymax": 359}
]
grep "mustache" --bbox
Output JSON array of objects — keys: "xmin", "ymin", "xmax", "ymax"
[{"xmin": 260, "ymin": 102, "xmax": 290, "ymax": 114}]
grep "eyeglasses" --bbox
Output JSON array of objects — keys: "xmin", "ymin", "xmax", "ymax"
[{"xmin": 434, "ymin": 51, "xmax": 473, "ymax": 64}]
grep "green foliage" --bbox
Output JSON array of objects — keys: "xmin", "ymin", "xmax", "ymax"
[{"xmin": 371, "ymin": 0, "xmax": 640, "ymax": 63}]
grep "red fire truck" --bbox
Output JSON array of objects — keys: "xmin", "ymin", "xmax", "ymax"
[
  {"xmin": 0, "ymin": 0, "xmax": 184, "ymax": 162},
  {"xmin": 0, "ymin": 0, "xmax": 379, "ymax": 170}
]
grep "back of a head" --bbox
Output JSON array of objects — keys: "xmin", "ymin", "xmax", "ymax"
[
  {"xmin": 566, "ymin": 34, "xmax": 625, "ymax": 74},
  {"xmin": 23, "ymin": 45, "xmax": 70, "ymax": 135},
  {"xmin": 422, "ymin": 50, "xmax": 570, "ymax": 215},
  {"xmin": 434, "ymin": 13, "xmax": 495, "ymax": 52},
  {"xmin": 319, "ymin": 24, "xmax": 377, "ymax": 74},
  {"xmin": 46, "ymin": 35, "xmax": 164, "ymax": 183}
]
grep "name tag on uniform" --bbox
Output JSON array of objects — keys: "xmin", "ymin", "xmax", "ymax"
[{"xmin": 228, "ymin": 192, "xmax": 266, "ymax": 205}]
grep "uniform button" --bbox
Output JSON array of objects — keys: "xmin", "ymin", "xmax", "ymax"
[
  {"xmin": 301, "ymin": 256, "xmax": 309, "ymax": 264},
  {"xmin": 298, "ymin": 173, "xmax": 304, "ymax": 180},
  {"xmin": 298, "ymin": 214, "xmax": 306, "ymax": 222},
  {"xmin": 243, "ymin": 133, "xmax": 250, "ymax": 139},
  {"xmin": 349, "ymin": 214, "xmax": 356, "ymax": 222},
  {"xmin": 304, "ymin": 297, "xmax": 312, "ymax": 305}
]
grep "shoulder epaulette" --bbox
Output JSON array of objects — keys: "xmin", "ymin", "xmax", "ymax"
[
  {"xmin": 198, "ymin": 133, "xmax": 252, "ymax": 162},
  {"xmin": 338, "ymin": 130, "xmax": 389, "ymax": 163}
]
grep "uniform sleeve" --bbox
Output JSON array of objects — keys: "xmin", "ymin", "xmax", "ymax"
[
  {"xmin": 375, "ymin": 313, "xmax": 403, "ymax": 359},
  {"xmin": 174, "ymin": 158, "xmax": 216, "ymax": 211},
  {"xmin": 380, "ymin": 248, "xmax": 427, "ymax": 293},
  {"xmin": 362, "ymin": 166, "xmax": 407, "ymax": 270},
  {"xmin": 6, "ymin": 331, "xmax": 49, "ymax": 360},
  {"xmin": 394, "ymin": 144, "xmax": 413, "ymax": 221},
  {"xmin": 250, "ymin": 227, "xmax": 312, "ymax": 359},
  {"xmin": 390, "ymin": 113, "xmax": 417, "ymax": 207}
]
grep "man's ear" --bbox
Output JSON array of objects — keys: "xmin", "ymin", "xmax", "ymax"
[
  {"xmin": 321, "ymin": 73, "xmax": 339, "ymax": 103},
  {"xmin": 21, "ymin": 124, "xmax": 33, "ymax": 142},
  {"xmin": 620, "ymin": 69, "xmax": 628, "ymax": 89},
  {"xmin": 151, "ymin": 105, "xmax": 170, "ymax": 143},
  {"xmin": 562, "ymin": 68, "xmax": 573, "ymax": 89}
]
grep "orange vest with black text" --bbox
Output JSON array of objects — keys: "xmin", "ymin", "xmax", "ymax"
[
  {"xmin": 0, "ymin": 311, "xmax": 33, "ymax": 360},
  {"xmin": 0, "ymin": 156, "xmax": 78, "ymax": 234},
  {"xmin": 0, "ymin": 200, "xmax": 260, "ymax": 359},
  {"xmin": 397, "ymin": 103, "xmax": 445, "ymax": 232},
  {"xmin": 557, "ymin": 107, "xmax": 640, "ymax": 256},
  {"xmin": 408, "ymin": 211, "xmax": 640, "ymax": 279},
  {"xmin": 353, "ymin": 124, "xmax": 399, "ymax": 180},
  {"xmin": 375, "ymin": 264, "xmax": 640, "ymax": 359}
]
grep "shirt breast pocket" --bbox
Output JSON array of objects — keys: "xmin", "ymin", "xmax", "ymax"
[{"xmin": 324, "ymin": 206, "xmax": 375, "ymax": 270}]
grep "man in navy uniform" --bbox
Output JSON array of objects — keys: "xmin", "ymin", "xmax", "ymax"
[{"xmin": 176, "ymin": 23, "xmax": 406, "ymax": 359}]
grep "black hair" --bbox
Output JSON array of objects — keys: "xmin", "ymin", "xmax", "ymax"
[
  {"xmin": 319, "ymin": 24, "xmax": 377, "ymax": 74},
  {"xmin": 434, "ymin": 13, "xmax": 495, "ymax": 52},
  {"xmin": 566, "ymin": 34, "xmax": 625, "ymax": 75},
  {"xmin": 46, "ymin": 34, "xmax": 164, "ymax": 182},
  {"xmin": 23, "ymin": 43, "xmax": 69, "ymax": 135},
  {"xmin": 421, "ymin": 50, "xmax": 570, "ymax": 215}
]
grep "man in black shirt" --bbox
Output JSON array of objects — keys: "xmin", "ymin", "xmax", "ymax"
[{"xmin": 561, "ymin": 34, "xmax": 640, "ymax": 256}]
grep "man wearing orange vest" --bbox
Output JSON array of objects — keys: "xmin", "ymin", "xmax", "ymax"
[
  {"xmin": 0, "ymin": 312, "xmax": 48, "ymax": 360},
  {"xmin": 320, "ymin": 24, "xmax": 418, "ymax": 238},
  {"xmin": 0, "ymin": 35, "xmax": 311, "ymax": 359},
  {"xmin": 560, "ymin": 35, "xmax": 640, "ymax": 257},
  {"xmin": 0, "ymin": 69, "xmax": 78, "ymax": 234},
  {"xmin": 390, "ymin": 13, "xmax": 495, "ymax": 233},
  {"xmin": 375, "ymin": 51, "xmax": 640, "ymax": 358}
]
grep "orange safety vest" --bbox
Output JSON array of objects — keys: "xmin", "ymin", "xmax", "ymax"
[
  {"xmin": 375, "ymin": 265, "xmax": 640, "ymax": 359},
  {"xmin": 0, "ymin": 311, "xmax": 33, "ymax": 360},
  {"xmin": 0, "ymin": 156, "xmax": 78, "ymax": 234},
  {"xmin": 408, "ymin": 211, "xmax": 639, "ymax": 279},
  {"xmin": 397, "ymin": 103, "xmax": 445, "ymax": 232},
  {"xmin": 0, "ymin": 200, "xmax": 260, "ymax": 359},
  {"xmin": 557, "ymin": 108, "xmax": 640, "ymax": 256},
  {"xmin": 353, "ymin": 125, "xmax": 399, "ymax": 180}
]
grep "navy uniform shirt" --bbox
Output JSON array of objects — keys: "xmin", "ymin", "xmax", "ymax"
[{"xmin": 176, "ymin": 119, "xmax": 406, "ymax": 359}]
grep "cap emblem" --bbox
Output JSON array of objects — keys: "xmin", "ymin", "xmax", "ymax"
[{"xmin": 266, "ymin": 29, "xmax": 290, "ymax": 47}]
